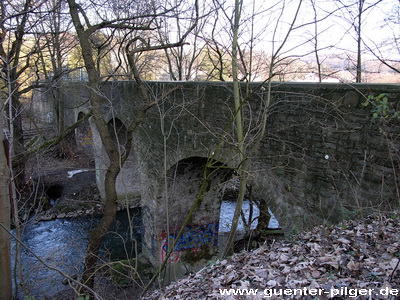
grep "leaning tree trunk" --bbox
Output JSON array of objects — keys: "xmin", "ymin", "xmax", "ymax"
[
  {"xmin": 66, "ymin": 1, "xmax": 142, "ymax": 296},
  {"xmin": 77, "ymin": 66, "xmax": 122, "ymax": 297},
  {"xmin": 81, "ymin": 158, "xmax": 120, "ymax": 289},
  {"xmin": 67, "ymin": 0, "xmax": 122, "ymax": 295},
  {"xmin": 222, "ymin": 0, "xmax": 249, "ymax": 258},
  {"xmin": 0, "ymin": 101, "xmax": 12, "ymax": 300},
  {"xmin": 5, "ymin": 65, "xmax": 26, "ymax": 191}
]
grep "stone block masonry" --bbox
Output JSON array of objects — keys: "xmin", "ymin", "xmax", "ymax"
[
  {"xmin": 254, "ymin": 83, "xmax": 400, "ymax": 228},
  {"xmin": 32, "ymin": 81, "xmax": 400, "ymax": 271}
]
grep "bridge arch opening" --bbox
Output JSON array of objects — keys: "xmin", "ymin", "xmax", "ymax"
[
  {"xmin": 76, "ymin": 111, "xmax": 93, "ymax": 155},
  {"xmin": 107, "ymin": 118, "xmax": 128, "ymax": 155},
  {"xmin": 155, "ymin": 156, "xmax": 232, "ymax": 269},
  {"xmin": 107, "ymin": 118, "xmax": 127, "ymax": 144},
  {"xmin": 162, "ymin": 156, "xmax": 231, "ymax": 227},
  {"xmin": 218, "ymin": 176, "xmax": 281, "ymax": 245},
  {"xmin": 151, "ymin": 156, "xmax": 278, "ymax": 271}
]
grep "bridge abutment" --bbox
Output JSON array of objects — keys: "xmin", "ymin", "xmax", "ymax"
[
  {"xmin": 32, "ymin": 81, "xmax": 400, "ymax": 273},
  {"xmin": 140, "ymin": 157, "xmax": 233, "ymax": 277}
]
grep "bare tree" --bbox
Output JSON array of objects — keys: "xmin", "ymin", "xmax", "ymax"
[
  {"xmin": 335, "ymin": 0, "xmax": 384, "ymax": 82},
  {"xmin": 67, "ymin": 0, "xmax": 145, "ymax": 293},
  {"xmin": 32, "ymin": 0, "xmax": 81, "ymax": 161},
  {"xmin": 0, "ymin": 0, "xmax": 60, "ymax": 187},
  {"xmin": 154, "ymin": 0, "xmax": 207, "ymax": 80},
  {"xmin": 66, "ymin": 0, "xmax": 198, "ymax": 296},
  {"xmin": 0, "ymin": 98, "xmax": 11, "ymax": 300},
  {"xmin": 0, "ymin": 1, "xmax": 49, "ymax": 296},
  {"xmin": 364, "ymin": 1, "xmax": 400, "ymax": 74},
  {"xmin": 0, "ymin": 0, "xmax": 34, "ymax": 189},
  {"xmin": 222, "ymin": 0, "xmax": 248, "ymax": 257},
  {"xmin": 219, "ymin": 0, "xmax": 322, "ymax": 255}
]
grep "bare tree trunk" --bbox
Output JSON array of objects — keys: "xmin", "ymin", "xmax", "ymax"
[
  {"xmin": 67, "ymin": 0, "xmax": 121, "ymax": 295},
  {"xmin": 356, "ymin": 0, "xmax": 364, "ymax": 83},
  {"xmin": 82, "ymin": 164, "xmax": 119, "ymax": 290},
  {"xmin": 4, "ymin": 54, "xmax": 26, "ymax": 191},
  {"xmin": 222, "ymin": 0, "xmax": 248, "ymax": 258},
  {"xmin": 67, "ymin": 0, "xmax": 198, "ymax": 295},
  {"xmin": 311, "ymin": 0, "xmax": 322, "ymax": 82},
  {"xmin": 0, "ymin": 101, "xmax": 12, "ymax": 300},
  {"xmin": 2, "ymin": 0, "xmax": 33, "ymax": 190}
]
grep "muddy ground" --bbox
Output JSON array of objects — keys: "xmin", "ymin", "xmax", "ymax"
[
  {"xmin": 23, "ymin": 146, "xmax": 103, "ymax": 221},
  {"xmin": 20, "ymin": 145, "xmax": 149, "ymax": 299}
]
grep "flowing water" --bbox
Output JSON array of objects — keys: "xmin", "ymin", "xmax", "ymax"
[
  {"xmin": 11, "ymin": 201, "xmax": 278, "ymax": 298},
  {"xmin": 11, "ymin": 209, "xmax": 142, "ymax": 298},
  {"xmin": 219, "ymin": 199, "xmax": 280, "ymax": 232}
]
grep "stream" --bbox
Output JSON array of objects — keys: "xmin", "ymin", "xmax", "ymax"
[
  {"xmin": 11, "ymin": 209, "xmax": 142, "ymax": 298},
  {"xmin": 11, "ymin": 200, "xmax": 279, "ymax": 298}
]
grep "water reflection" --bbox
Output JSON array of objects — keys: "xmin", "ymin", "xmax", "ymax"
[
  {"xmin": 11, "ymin": 209, "xmax": 141, "ymax": 298},
  {"xmin": 10, "ymin": 201, "xmax": 277, "ymax": 298},
  {"xmin": 12, "ymin": 218, "xmax": 96, "ymax": 297},
  {"xmin": 219, "ymin": 199, "xmax": 280, "ymax": 232}
]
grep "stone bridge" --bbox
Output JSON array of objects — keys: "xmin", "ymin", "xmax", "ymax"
[{"xmin": 33, "ymin": 81, "xmax": 400, "ymax": 273}]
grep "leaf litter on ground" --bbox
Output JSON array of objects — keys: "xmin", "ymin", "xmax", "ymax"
[{"xmin": 141, "ymin": 211, "xmax": 400, "ymax": 299}]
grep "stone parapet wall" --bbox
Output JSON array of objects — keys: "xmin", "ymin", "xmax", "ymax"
[
  {"xmin": 32, "ymin": 81, "xmax": 400, "ymax": 268},
  {"xmin": 250, "ymin": 83, "xmax": 399, "ymax": 228}
]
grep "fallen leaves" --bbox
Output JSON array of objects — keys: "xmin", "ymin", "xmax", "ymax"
[{"xmin": 142, "ymin": 212, "xmax": 400, "ymax": 299}]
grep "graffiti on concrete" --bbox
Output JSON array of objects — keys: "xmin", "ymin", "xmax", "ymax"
[
  {"xmin": 79, "ymin": 129, "xmax": 93, "ymax": 148},
  {"xmin": 161, "ymin": 222, "xmax": 219, "ymax": 261}
]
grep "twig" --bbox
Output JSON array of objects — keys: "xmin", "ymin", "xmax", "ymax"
[
  {"xmin": 0, "ymin": 223, "xmax": 103, "ymax": 300},
  {"xmin": 141, "ymin": 159, "xmax": 222, "ymax": 297},
  {"xmin": 389, "ymin": 258, "xmax": 400, "ymax": 283}
]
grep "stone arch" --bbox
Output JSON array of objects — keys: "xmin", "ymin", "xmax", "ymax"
[
  {"xmin": 144, "ymin": 156, "xmax": 233, "ymax": 274},
  {"xmin": 107, "ymin": 118, "xmax": 141, "ymax": 204},
  {"xmin": 107, "ymin": 117, "xmax": 128, "ymax": 150},
  {"xmin": 161, "ymin": 157, "xmax": 229, "ymax": 226},
  {"xmin": 76, "ymin": 111, "xmax": 94, "ymax": 155},
  {"xmin": 90, "ymin": 117, "xmax": 141, "ymax": 204}
]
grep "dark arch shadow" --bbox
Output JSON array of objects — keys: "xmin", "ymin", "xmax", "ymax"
[
  {"xmin": 107, "ymin": 118, "xmax": 128, "ymax": 154},
  {"xmin": 157, "ymin": 156, "xmax": 233, "ymax": 269},
  {"xmin": 76, "ymin": 111, "xmax": 93, "ymax": 155}
]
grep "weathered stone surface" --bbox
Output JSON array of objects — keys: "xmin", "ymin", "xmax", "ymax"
[
  {"xmin": 343, "ymin": 91, "xmax": 359, "ymax": 107},
  {"xmin": 33, "ymin": 81, "xmax": 400, "ymax": 270}
]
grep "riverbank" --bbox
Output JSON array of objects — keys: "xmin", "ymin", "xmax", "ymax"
[
  {"xmin": 20, "ymin": 146, "xmax": 400, "ymax": 299},
  {"xmin": 21, "ymin": 146, "xmax": 143, "ymax": 223},
  {"xmin": 20, "ymin": 146, "xmax": 98, "ymax": 219},
  {"xmin": 142, "ymin": 211, "xmax": 400, "ymax": 299}
]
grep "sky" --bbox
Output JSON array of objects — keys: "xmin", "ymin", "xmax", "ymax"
[{"xmin": 230, "ymin": 0, "xmax": 398, "ymax": 58}]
